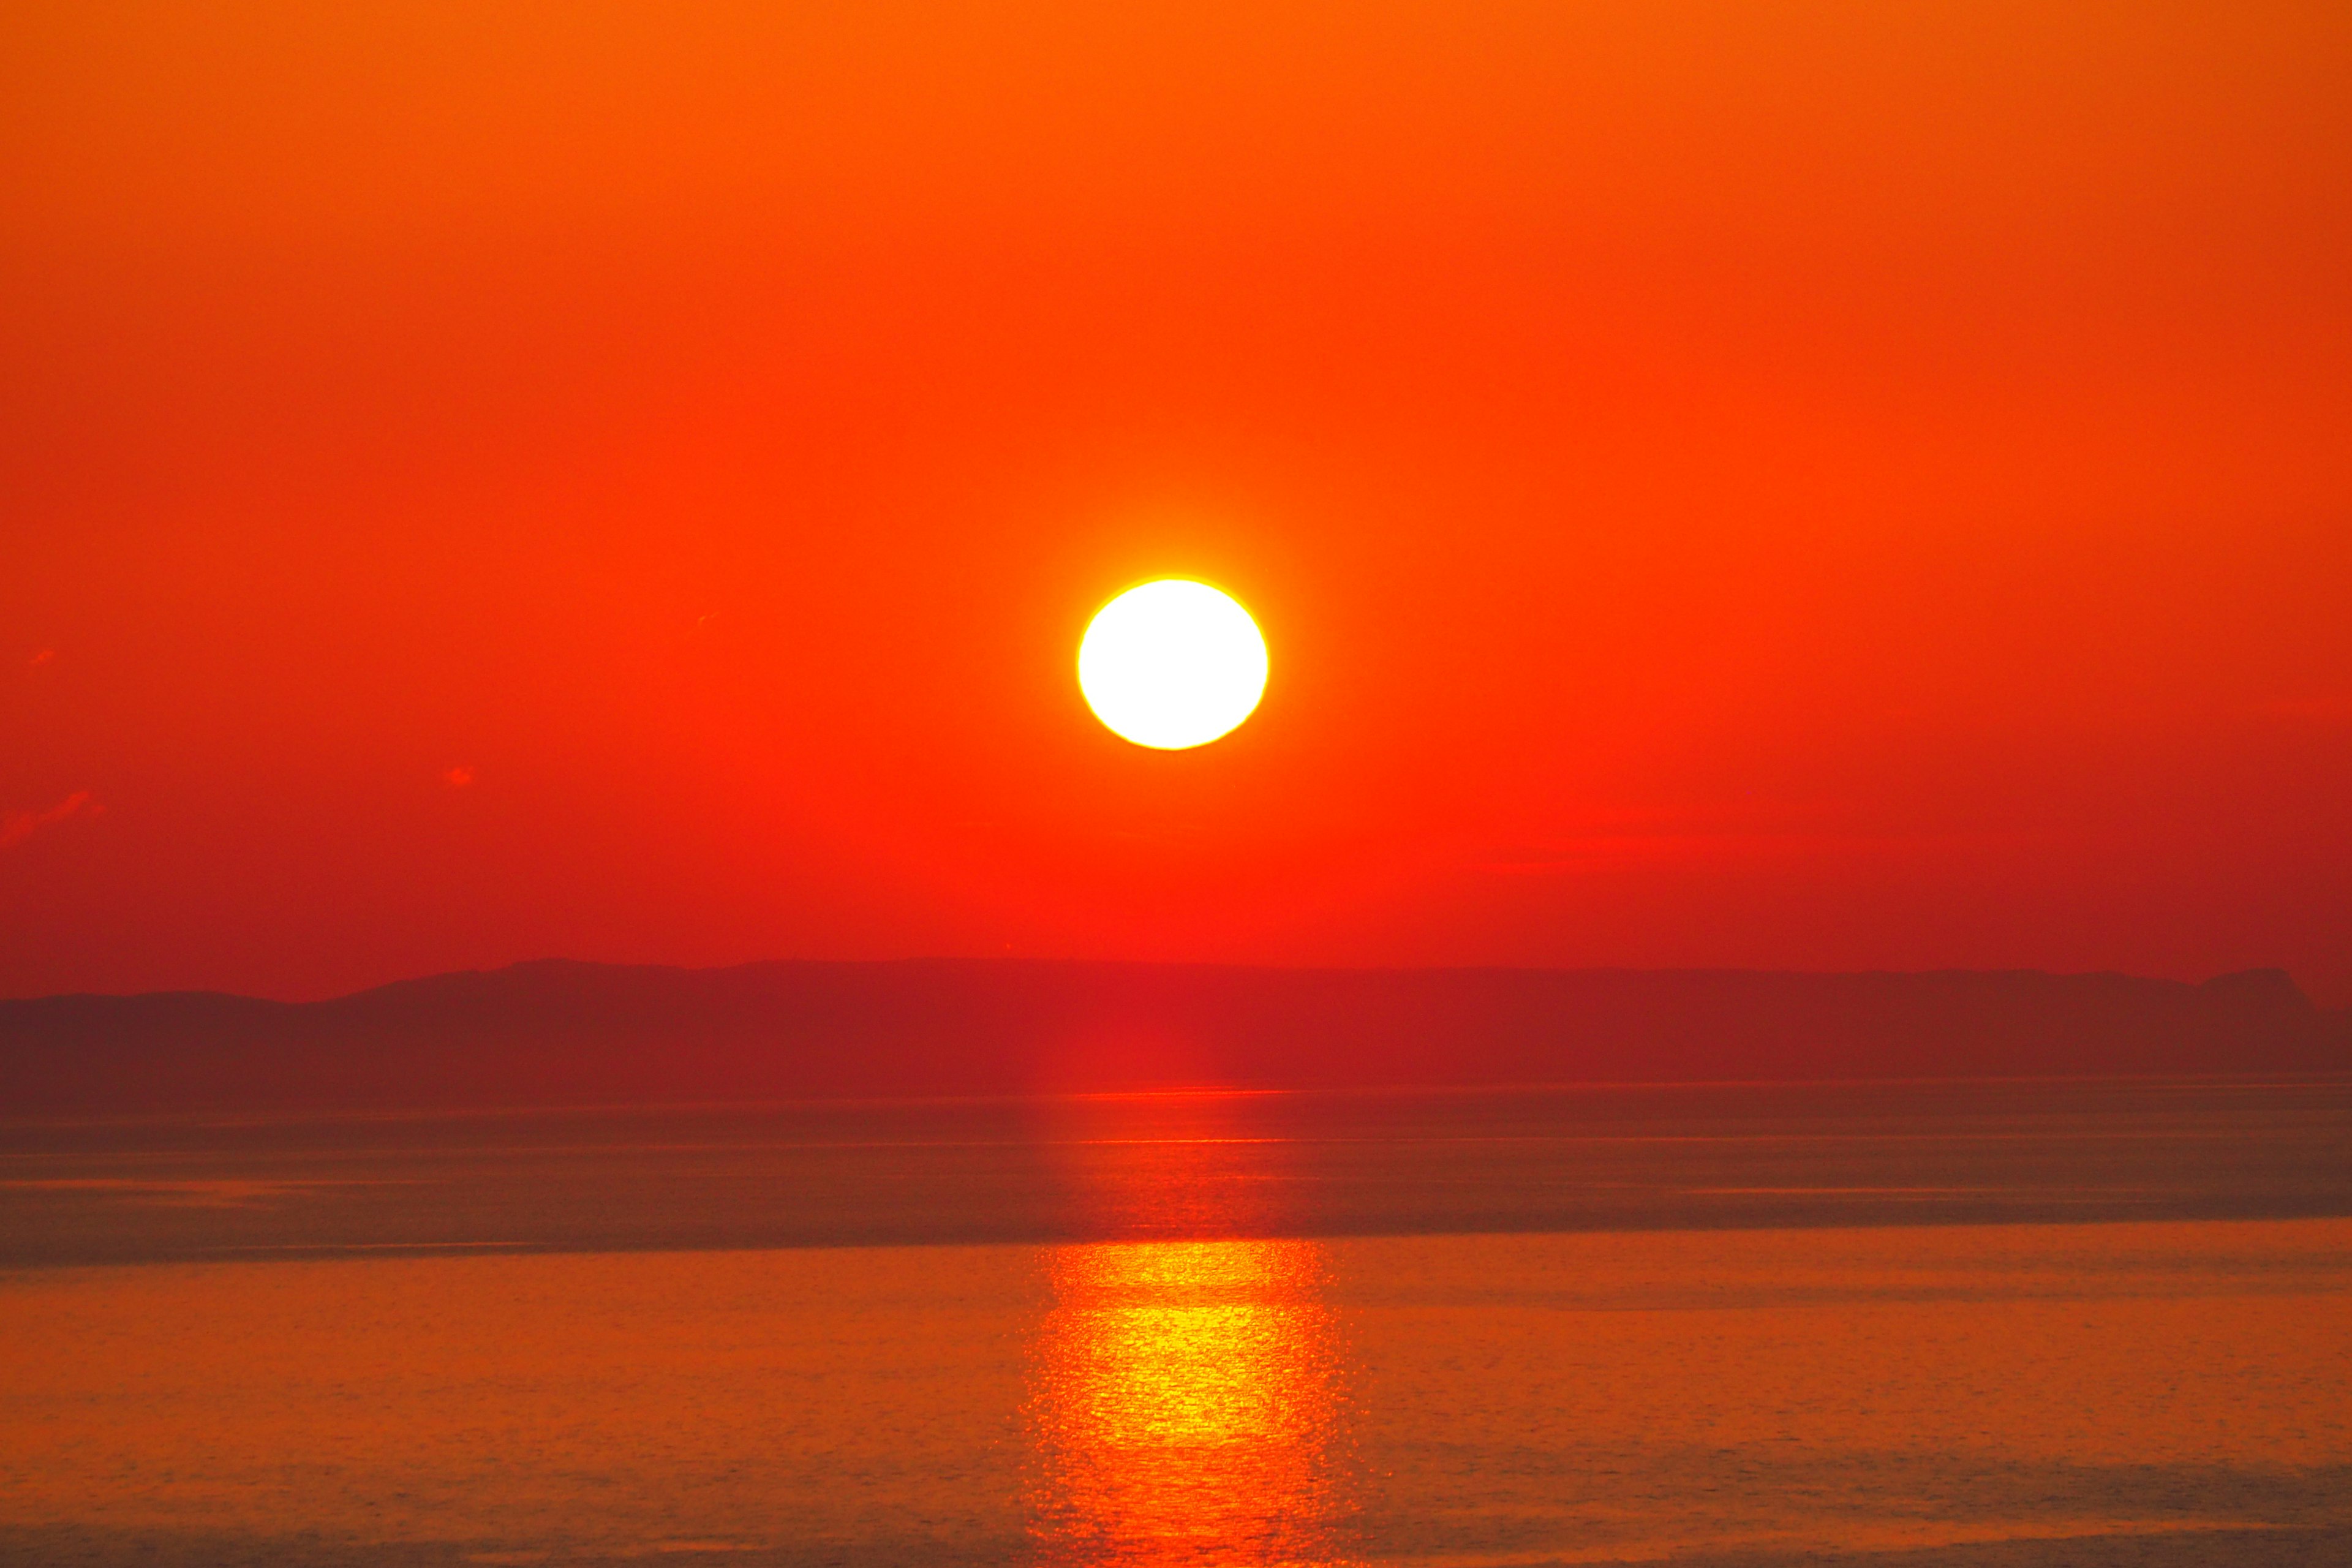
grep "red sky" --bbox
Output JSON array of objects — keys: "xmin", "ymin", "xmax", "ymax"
[{"xmin": 5, "ymin": 2, "xmax": 2349, "ymax": 1004}]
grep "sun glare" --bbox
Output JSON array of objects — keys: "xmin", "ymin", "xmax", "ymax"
[{"xmin": 1078, "ymin": 580, "xmax": 1268, "ymax": 750}]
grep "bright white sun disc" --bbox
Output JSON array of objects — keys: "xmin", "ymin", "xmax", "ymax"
[{"xmin": 1078, "ymin": 580, "xmax": 1268, "ymax": 749}]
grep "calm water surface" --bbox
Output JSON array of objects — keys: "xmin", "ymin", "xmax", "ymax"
[{"xmin": 3, "ymin": 1079, "xmax": 2348, "ymax": 1566}]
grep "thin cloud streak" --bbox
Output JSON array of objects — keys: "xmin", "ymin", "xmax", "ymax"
[{"xmin": 0, "ymin": 791, "xmax": 96, "ymax": 851}]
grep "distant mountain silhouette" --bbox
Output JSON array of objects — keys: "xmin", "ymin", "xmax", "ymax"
[{"xmin": 2, "ymin": 960, "xmax": 2344, "ymax": 1114}]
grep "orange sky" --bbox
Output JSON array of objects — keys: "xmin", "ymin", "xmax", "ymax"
[{"xmin": 5, "ymin": 2, "xmax": 2349, "ymax": 1003}]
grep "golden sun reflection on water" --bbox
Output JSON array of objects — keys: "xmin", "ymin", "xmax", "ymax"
[{"xmin": 1023, "ymin": 1238, "xmax": 1359, "ymax": 1566}]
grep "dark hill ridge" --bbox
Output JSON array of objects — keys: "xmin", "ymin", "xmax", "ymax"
[{"xmin": 1, "ymin": 959, "xmax": 2344, "ymax": 1114}]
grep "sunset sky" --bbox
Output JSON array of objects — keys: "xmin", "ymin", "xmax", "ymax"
[{"xmin": 5, "ymin": 2, "xmax": 2348, "ymax": 1003}]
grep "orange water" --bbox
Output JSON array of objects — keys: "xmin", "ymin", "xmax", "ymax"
[{"xmin": 5, "ymin": 1218, "xmax": 2348, "ymax": 1566}]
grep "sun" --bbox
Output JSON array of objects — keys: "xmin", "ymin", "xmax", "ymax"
[{"xmin": 1078, "ymin": 580, "xmax": 1268, "ymax": 749}]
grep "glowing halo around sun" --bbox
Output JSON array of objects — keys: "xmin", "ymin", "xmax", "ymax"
[{"xmin": 1078, "ymin": 579, "xmax": 1268, "ymax": 749}]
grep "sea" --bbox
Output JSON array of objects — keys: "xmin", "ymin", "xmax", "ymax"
[{"xmin": 3, "ymin": 1077, "xmax": 2348, "ymax": 1566}]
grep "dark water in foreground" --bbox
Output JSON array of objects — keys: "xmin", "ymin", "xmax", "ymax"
[{"xmin": 3, "ymin": 1078, "xmax": 2349, "ymax": 1566}]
